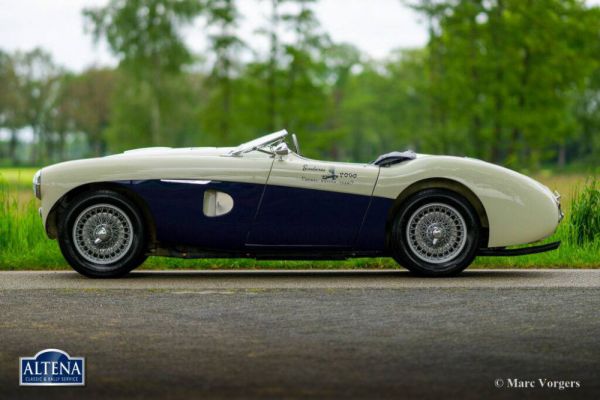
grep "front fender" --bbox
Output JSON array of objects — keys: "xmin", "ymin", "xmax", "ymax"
[
  {"xmin": 38, "ymin": 153, "xmax": 274, "ymax": 231},
  {"xmin": 374, "ymin": 156, "xmax": 560, "ymax": 247}
]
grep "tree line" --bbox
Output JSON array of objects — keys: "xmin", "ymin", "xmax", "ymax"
[{"xmin": 0, "ymin": 0, "xmax": 599, "ymax": 169}]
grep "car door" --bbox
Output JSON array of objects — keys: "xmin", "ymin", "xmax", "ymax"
[
  {"xmin": 126, "ymin": 152, "xmax": 274, "ymax": 251},
  {"xmin": 246, "ymin": 153, "xmax": 380, "ymax": 247}
]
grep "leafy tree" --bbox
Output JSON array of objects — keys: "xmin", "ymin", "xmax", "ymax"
[
  {"xmin": 55, "ymin": 68, "xmax": 119, "ymax": 156},
  {"xmin": 278, "ymin": 0, "xmax": 330, "ymax": 155},
  {"xmin": 203, "ymin": 0, "xmax": 244, "ymax": 141},
  {"xmin": 105, "ymin": 71, "xmax": 205, "ymax": 152},
  {"xmin": 11, "ymin": 49, "xmax": 62, "ymax": 164},
  {"xmin": 0, "ymin": 51, "xmax": 26, "ymax": 164},
  {"xmin": 572, "ymin": 58, "xmax": 600, "ymax": 167},
  {"xmin": 255, "ymin": 0, "xmax": 284, "ymax": 131},
  {"xmin": 1, "ymin": 0, "xmax": 598, "ymax": 170},
  {"xmin": 320, "ymin": 43, "xmax": 362, "ymax": 159},
  {"xmin": 338, "ymin": 50, "xmax": 428, "ymax": 162},
  {"xmin": 84, "ymin": 0, "xmax": 203, "ymax": 145},
  {"xmin": 407, "ymin": 0, "xmax": 600, "ymax": 168}
]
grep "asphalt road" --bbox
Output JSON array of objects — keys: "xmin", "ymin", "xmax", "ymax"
[{"xmin": 1, "ymin": 270, "xmax": 599, "ymax": 399}]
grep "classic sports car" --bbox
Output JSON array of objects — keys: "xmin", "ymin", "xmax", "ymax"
[{"xmin": 34, "ymin": 130, "xmax": 563, "ymax": 278}]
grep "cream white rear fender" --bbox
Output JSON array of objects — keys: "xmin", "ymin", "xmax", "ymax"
[{"xmin": 374, "ymin": 156, "xmax": 560, "ymax": 247}]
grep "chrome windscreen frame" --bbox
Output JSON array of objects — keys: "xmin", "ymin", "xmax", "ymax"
[{"xmin": 228, "ymin": 129, "xmax": 288, "ymax": 156}]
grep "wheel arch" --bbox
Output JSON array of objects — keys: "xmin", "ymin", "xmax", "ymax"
[
  {"xmin": 45, "ymin": 182, "xmax": 157, "ymax": 244},
  {"xmin": 385, "ymin": 178, "xmax": 489, "ymax": 248}
]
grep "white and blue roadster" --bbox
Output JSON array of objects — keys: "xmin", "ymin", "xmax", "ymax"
[{"xmin": 34, "ymin": 130, "xmax": 563, "ymax": 277}]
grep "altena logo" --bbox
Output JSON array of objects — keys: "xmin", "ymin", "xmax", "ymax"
[{"xmin": 20, "ymin": 349, "xmax": 85, "ymax": 386}]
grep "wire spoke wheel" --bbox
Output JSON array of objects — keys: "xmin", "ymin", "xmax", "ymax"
[
  {"xmin": 72, "ymin": 203, "xmax": 134, "ymax": 265},
  {"xmin": 406, "ymin": 202, "xmax": 468, "ymax": 264}
]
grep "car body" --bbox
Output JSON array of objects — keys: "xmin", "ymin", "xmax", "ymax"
[{"xmin": 34, "ymin": 130, "xmax": 563, "ymax": 277}]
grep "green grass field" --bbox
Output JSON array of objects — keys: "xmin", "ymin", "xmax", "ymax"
[{"xmin": 1, "ymin": 167, "xmax": 598, "ymax": 270}]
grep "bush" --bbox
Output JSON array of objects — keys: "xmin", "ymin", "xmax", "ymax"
[{"xmin": 569, "ymin": 179, "xmax": 600, "ymax": 246}]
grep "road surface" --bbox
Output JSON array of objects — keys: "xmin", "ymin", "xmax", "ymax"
[{"xmin": 1, "ymin": 269, "xmax": 598, "ymax": 399}]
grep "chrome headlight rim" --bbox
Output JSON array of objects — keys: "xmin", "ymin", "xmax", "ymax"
[{"xmin": 33, "ymin": 169, "xmax": 42, "ymax": 199}]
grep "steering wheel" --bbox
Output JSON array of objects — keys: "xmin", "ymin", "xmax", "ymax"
[{"xmin": 292, "ymin": 133, "xmax": 301, "ymax": 155}]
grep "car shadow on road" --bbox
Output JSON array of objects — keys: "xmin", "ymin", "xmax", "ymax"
[{"xmin": 119, "ymin": 269, "xmax": 549, "ymax": 280}]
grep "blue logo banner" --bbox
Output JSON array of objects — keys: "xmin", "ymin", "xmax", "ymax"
[{"xmin": 20, "ymin": 349, "xmax": 85, "ymax": 386}]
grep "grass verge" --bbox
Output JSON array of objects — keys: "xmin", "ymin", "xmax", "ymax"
[{"xmin": 0, "ymin": 169, "xmax": 598, "ymax": 270}]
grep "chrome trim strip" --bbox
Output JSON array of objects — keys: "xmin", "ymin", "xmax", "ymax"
[{"xmin": 160, "ymin": 179, "xmax": 211, "ymax": 185}]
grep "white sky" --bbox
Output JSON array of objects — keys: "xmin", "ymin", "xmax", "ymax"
[
  {"xmin": 0, "ymin": 0, "xmax": 428, "ymax": 72},
  {"xmin": 1, "ymin": 0, "xmax": 598, "ymax": 72}
]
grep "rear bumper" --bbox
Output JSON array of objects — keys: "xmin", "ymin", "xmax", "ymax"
[
  {"xmin": 554, "ymin": 190, "xmax": 564, "ymax": 223},
  {"xmin": 478, "ymin": 241, "xmax": 560, "ymax": 257}
]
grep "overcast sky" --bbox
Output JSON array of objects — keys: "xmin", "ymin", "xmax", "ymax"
[
  {"xmin": 2, "ymin": 0, "xmax": 598, "ymax": 72},
  {"xmin": 0, "ymin": 0, "xmax": 428, "ymax": 72}
]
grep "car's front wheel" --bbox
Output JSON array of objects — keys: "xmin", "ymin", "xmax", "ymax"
[
  {"xmin": 390, "ymin": 189, "xmax": 480, "ymax": 276},
  {"xmin": 58, "ymin": 190, "xmax": 148, "ymax": 278}
]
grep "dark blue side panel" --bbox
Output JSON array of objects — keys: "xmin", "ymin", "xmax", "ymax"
[
  {"xmin": 118, "ymin": 180, "xmax": 263, "ymax": 250},
  {"xmin": 117, "ymin": 179, "xmax": 393, "ymax": 253},
  {"xmin": 247, "ymin": 185, "xmax": 372, "ymax": 247},
  {"xmin": 355, "ymin": 196, "xmax": 394, "ymax": 251}
]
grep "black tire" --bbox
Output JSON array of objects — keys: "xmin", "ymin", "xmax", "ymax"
[
  {"xmin": 390, "ymin": 189, "xmax": 480, "ymax": 277},
  {"xmin": 58, "ymin": 190, "xmax": 148, "ymax": 278}
]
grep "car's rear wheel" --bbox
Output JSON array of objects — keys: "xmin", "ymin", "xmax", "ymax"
[
  {"xmin": 58, "ymin": 190, "xmax": 148, "ymax": 278},
  {"xmin": 390, "ymin": 189, "xmax": 480, "ymax": 276}
]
